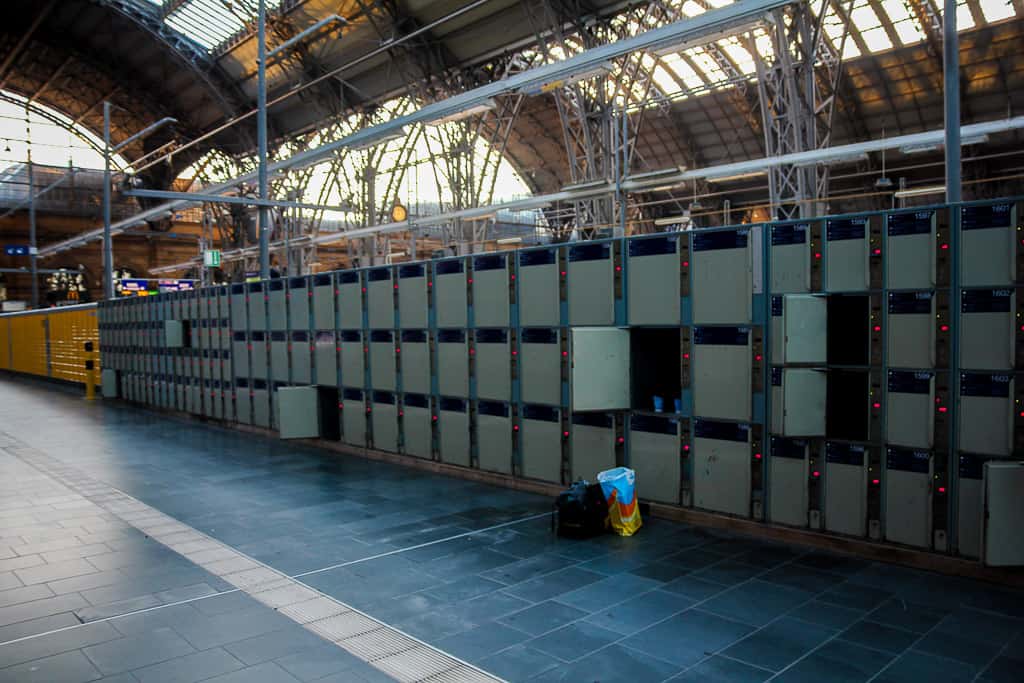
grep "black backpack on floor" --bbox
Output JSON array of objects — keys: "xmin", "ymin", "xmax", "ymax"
[{"xmin": 553, "ymin": 481, "xmax": 608, "ymax": 538}]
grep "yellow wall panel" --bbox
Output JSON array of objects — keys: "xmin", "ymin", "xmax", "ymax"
[{"xmin": 0, "ymin": 304, "xmax": 99, "ymax": 385}]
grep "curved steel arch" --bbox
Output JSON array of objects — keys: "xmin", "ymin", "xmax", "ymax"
[{"xmin": 0, "ymin": 91, "xmax": 124, "ymax": 167}]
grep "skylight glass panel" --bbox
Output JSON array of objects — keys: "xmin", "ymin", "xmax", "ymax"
[
  {"xmin": 652, "ymin": 65, "xmax": 686, "ymax": 96},
  {"xmin": 680, "ymin": 1, "xmax": 707, "ymax": 17},
  {"xmin": 979, "ymin": 0, "xmax": 1015, "ymax": 21},
  {"xmin": 164, "ymin": 0, "xmax": 285, "ymax": 52},
  {"xmin": 718, "ymin": 37, "xmax": 757, "ymax": 75},
  {"xmin": 684, "ymin": 47, "xmax": 728, "ymax": 83},
  {"xmin": 660, "ymin": 53, "xmax": 705, "ymax": 90},
  {"xmin": 957, "ymin": 0, "xmax": 977, "ymax": 28}
]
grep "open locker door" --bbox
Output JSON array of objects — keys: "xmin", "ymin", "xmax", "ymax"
[{"xmin": 570, "ymin": 327, "xmax": 630, "ymax": 411}]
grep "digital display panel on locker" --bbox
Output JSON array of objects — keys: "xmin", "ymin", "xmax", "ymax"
[
  {"xmin": 824, "ymin": 442, "xmax": 867, "ymax": 537},
  {"xmin": 472, "ymin": 254, "xmax": 510, "ymax": 328},
  {"xmin": 369, "ymin": 330, "xmax": 396, "ymax": 391},
  {"xmin": 270, "ymin": 331, "xmax": 288, "ymax": 383},
  {"xmin": 397, "ymin": 264, "xmax": 429, "ymax": 329},
  {"xmin": 692, "ymin": 230, "xmax": 751, "ymax": 324},
  {"xmin": 886, "ymin": 210, "xmax": 937, "ymax": 290},
  {"xmin": 268, "ymin": 280, "xmax": 287, "ymax": 330},
  {"xmin": 770, "ymin": 223, "xmax": 811, "ymax": 293},
  {"xmin": 338, "ymin": 271, "xmax": 364, "ymax": 330},
  {"xmin": 314, "ymin": 332, "xmax": 337, "ymax": 386},
  {"xmin": 885, "ymin": 371, "xmax": 934, "ymax": 449},
  {"xmin": 693, "ymin": 326, "xmax": 751, "ymax": 421},
  {"xmin": 825, "ymin": 216, "xmax": 870, "ymax": 292},
  {"xmin": 693, "ymin": 419, "xmax": 751, "ymax": 517},
  {"xmin": 367, "ymin": 267, "xmax": 395, "ymax": 329},
  {"xmin": 340, "ymin": 330, "xmax": 364, "ymax": 388},
  {"xmin": 371, "ymin": 391, "xmax": 399, "ymax": 453},
  {"xmin": 771, "ymin": 368, "xmax": 825, "ymax": 436},
  {"xmin": 438, "ymin": 397, "xmax": 470, "ymax": 467},
  {"xmin": 960, "ymin": 289, "xmax": 1014, "ymax": 370},
  {"xmin": 520, "ymin": 404, "xmax": 562, "ymax": 484},
  {"xmin": 886, "ymin": 292, "xmax": 935, "ymax": 368},
  {"xmin": 770, "ymin": 295, "xmax": 826, "ymax": 365},
  {"xmin": 628, "ymin": 235, "xmax": 680, "ymax": 325},
  {"xmin": 519, "ymin": 328, "xmax": 562, "ymax": 406},
  {"xmin": 476, "ymin": 400, "xmax": 513, "ymax": 474},
  {"xmin": 401, "ymin": 393, "xmax": 432, "ymax": 459},
  {"xmin": 399, "ymin": 331, "xmax": 430, "ymax": 395},
  {"xmin": 341, "ymin": 388, "xmax": 366, "ymax": 447},
  {"xmin": 628, "ymin": 414, "xmax": 680, "ymax": 504},
  {"xmin": 247, "ymin": 282, "xmax": 267, "ymax": 329},
  {"xmin": 312, "ymin": 274, "xmax": 335, "ymax": 331},
  {"xmin": 960, "ymin": 202, "xmax": 1016, "ymax": 287},
  {"xmin": 570, "ymin": 412, "xmax": 615, "ymax": 482},
  {"xmin": 957, "ymin": 454, "xmax": 984, "ymax": 559},
  {"xmin": 884, "ymin": 448, "xmax": 932, "ymax": 549},
  {"xmin": 474, "ymin": 329, "xmax": 511, "ymax": 401},
  {"xmin": 288, "ymin": 277, "xmax": 310, "ymax": 330},
  {"xmin": 434, "ymin": 259, "xmax": 468, "ymax": 328},
  {"xmin": 769, "ymin": 437, "xmax": 808, "ymax": 527},
  {"xmin": 518, "ymin": 249, "xmax": 560, "ymax": 327},
  {"xmin": 959, "ymin": 373, "xmax": 1013, "ymax": 456},
  {"xmin": 230, "ymin": 284, "xmax": 247, "ymax": 331},
  {"xmin": 291, "ymin": 331, "xmax": 311, "ymax": 384},
  {"xmin": 437, "ymin": 330, "xmax": 469, "ymax": 397},
  {"xmin": 568, "ymin": 243, "xmax": 614, "ymax": 325}
]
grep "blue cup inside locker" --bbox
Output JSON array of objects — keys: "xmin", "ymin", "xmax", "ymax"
[
  {"xmin": 653, "ymin": 395, "xmax": 664, "ymax": 413},
  {"xmin": 674, "ymin": 398, "xmax": 681, "ymax": 414}
]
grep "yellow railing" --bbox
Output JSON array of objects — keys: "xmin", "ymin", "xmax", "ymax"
[{"xmin": 0, "ymin": 304, "xmax": 99, "ymax": 385}]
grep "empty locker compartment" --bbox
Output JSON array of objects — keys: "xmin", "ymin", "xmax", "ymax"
[
  {"xmin": 341, "ymin": 388, "xmax": 367, "ymax": 447},
  {"xmin": 519, "ymin": 248, "xmax": 560, "ymax": 327},
  {"xmin": 770, "ymin": 295, "xmax": 826, "ymax": 365},
  {"xmin": 628, "ymin": 328, "xmax": 678, "ymax": 413},
  {"xmin": 401, "ymin": 393, "xmax": 433, "ymax": 459},
  {"xmin": 369, "ymin": 330, "xmax": 396, "ymax": 390},
  {"xmin": 247, "ymin": 282, "xmax": 267, "ymax": 329},
  {"xmin": 437, "ymin": 330, "xmax": 469, "ymax": 397},
  {"xmin": 825, "ymin": 216, "xmax": 871, "ymax": 291},
  {"xmin": 627, "ymin": 235, "xmax": 680, "ymax": 325},
  {"xmin": 399, "ymin": 331, "xmax": 430, "ymax": 394},
  {"xmin": 291, "ymin": 331, "xmax": 312, "ymax": 384},
  {"xmin": 628, "ymin": 414, "xmax": 680, "ymax": 504},
  {"xmin": 314, "ymin": 331, "xmax": 337, "ymax": 386},
  {"xmin": 472, "ymin": 254, "xmax": 511, "ymax": 327},
  {"xmin": 886, "ymin": 291, "xmax": 935, "ymax": 368},
  {"xmin": 519, "ymin": 328, "xmax": 562, "ymax": 406},
  {"xmin": 252, "ymin": 380, "xmax": 272, "ymax": 428},
  {"xmin": 982, "ymin": 460, "xmax": 1024, "ymax": 566},
  {"xmin": 885, "ymin": 209, "xmax": 940, "ymax": 289},
  {"xmin": 438, "ymin": 397, "xmax": 470, "ymax": 467},
  {"xmin": 692, "ymin": 230, "xmax": 751, "ymax": 324},
  {"xmin": 884, "ymin": 448, "xmax": 932, "ymax": 548},
  {"xmin": 771, "ymin": 368, "xmax": 826, "ymax": 436},
  {"xmin": 268, "ymin": 279, "xmax": 287, "ymax": 330},
  {"xmin": 270, "ymin": 331, "xmax": 289, "ymax": 383},
  {"xmin": 960, "ymin": 289, "xmax": 1014, "ymax": 370},
  {"xmin": 288, "ymin": 276, "xmax": 310, "ymax": 330},
  {"xmin": 277, "ymin": 386, "xmax": 320, "ymax": 439},
  {"xmin": 338, "ymin": 271, "xmax": 364, "ymax": 330},
  {"xmin": 693, "ymin": 326, "xmax": 751, "ymax": 421},
  {"xmin": 960, "ymin": 202, "xmax": 1017, "ymax": 287},
  {"xmin": 371, "ymin": 391, "xmax": 399, "ymax": 453},
  {"xmin": 312, "ymin": 273, "xmax": 336, "ymax": 330},
  {"xmin": 367, "ymin": 267, "xmax": 395, "ymax": 329},
  {"xmin": 474, "ymin": 329, "xmax": 511, "ymax": 401},
  {"xmin": 692, "ymin": 419, "xmax": 751, "ymax": 517},
  {"xmin": 827, "ymin": 369, "xmax": 870, "ymax": 442},
  {"xmin": 568, "ymin": 243, "xmax": 615, "ymax": 325},
  {"xmin": 885, "ymin": 371, "xmax": 934, "ymax": 448},
  {"xmin": 959, "ymin": 373, "xmax": 1013, "ymax": 456},
  {"xmin": 340, "ymin": 330, "xmax": 365, "ymax": 388},
  {"xmin": 397, "ymin": 264, "xmax": 429, "ymax": 329},
  {"xmin": 957, "ymin": 453, "xmax": 985, "ymax": 559},
  {"xmin": 434, "ymin": 258, "xmax": 468, "ymax": 328},
  {"xmin": 571, "ymin": 412, "xmax": 616, "ymax": 481},
  {"xmin": 476, "ymin": 400, "xmax": 513, "ymax": 474},
  {"xmin": 824, "ymin": 442, "xmax": 868, "ymax": 536},
  {"xmin": 770, "ymin": 223, "xmax": 812, "ymax": 293},
  {"xmin": 769, "ymin": 437, "xmax": 809, "ymax": 527},
  {"xmin": 520, "ymin": 404, "xmax": 563, "ymax": 484}
]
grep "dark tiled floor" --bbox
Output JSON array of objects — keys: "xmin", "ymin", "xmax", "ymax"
[{"xmin": 0, "ymin": 378, "xmax": 1022, "ymax": 682}]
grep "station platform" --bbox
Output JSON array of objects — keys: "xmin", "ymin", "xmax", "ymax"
[{"xmin": 0, "ymin": 378, "xmax": 1020, "ymax": 683}]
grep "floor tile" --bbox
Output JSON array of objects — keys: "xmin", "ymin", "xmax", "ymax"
[
  {"xmin": 839, "ymin": 620, "xmax": 918, "ymax": 654},
  {"xmin": 0, "ymin": 648, "xmax": 101, "ymax": 683},
  {"xmin": 132, "ymin": 647, "xmax": 244, "ymax": 683},
  {"xmin": 701, "ymin": 580, "xmax": 815, "ymax": 627},
  {"xmin": 476, "ymin": 644, "xmax": 563, "ymax": 681},
  {"xmin": 722, "ymin": 617, "xmax": 836, "ymax": 671},
  {"xmin": 82, "ymin": 626, "xmax": 194, "ymax": 675},
  {"xmin": 540, "ymin": 643, "xmax": 680, "ymax": 682},
  {"xmin": 499, "ymin": 601, "xmax": 587, "ymax": 636},
  {"xmin": 623, "ymin": 609, "xmax": 755, "ymax": 668},
  {"xmin": 553, "ymin": 573, "xmax": 662, "ymax": 612},
  {"xmin": 669, "ymin": 655, "xmax": 772, "ymax": 682},
  {"xmin": 528, "ymin": 621, "xmax": 620, "ymax": 662},
  {"xmin": 202, "ymin": 662, "xmax": 301, "ymax": 683},
  {"xmin": 874, "ymin": 650, "xmax": 976, "ymax": 683},
  {"xmin": 773, "ymin": 639, "xmax": 894, "ymax": 683},
  {"xmin": 586, "ymin": 589, "xmax": 694, "ymax": 636},
  {"xmin": 437, "ymin": 622, "xmax": 532, "ymax": 662}
]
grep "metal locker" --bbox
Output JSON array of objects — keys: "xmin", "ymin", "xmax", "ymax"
[
  {"xmin": 371, "ymin": 392, "xmax": 399, "ymax": 452},
  {"xmin": 627, "ymin": 235, "xmax": 680, "ymax": 325},
  {"xmin": 399, "ymin": 331, "xmax": 430, "ymax": 395},
  {"xmin": 770, "ymin": 223, "xmax": 812, "ymax": 294},
  {"xmin": 693, "ymin": 420, "xmax": 751, "ymax": 517},
  {"xmin": 230, "ymin": 284, "xmax": 247, "ymax": 331},
  {"xmin": 288, "ymin": 276, "xmax": 310, "ymax": 330},
  {"xmin": 959, "ymin": 373, "xmax": 1013, "ymax": 456},
  {"xmin": 187, "ymin": 290, "xmax": 199, "ymax": 320},
  {"xmin": 247, "ymin": 282, "xmax": 267, "ymax": 329},
  {"xmin": 628, "ymin": 414, "xmax": 680, "ymax": 504},
  {"xmin": 769, "ymin": 437, "xmax": 809, "ymax": 527},
  {"xmin": 291, "ymin": 331, "xmax": 312, "ymax": 384},
  {"xmin": 437, "ymin": 330, "xmax": 469, "ymax": 397},
  {"xmin": 270, "ymin": 331, "xmax": 289, "ymax": 383},
  {"xmin": 960, "ymin": 289, "xmax": 1014, "ymax": 370},
  {"xmin": 982, "ymin": 460, "xmax": 1024, "ymax": 566},
  {"xmin": 569, "ymin": 327, "xmax": 630, "ymax": 412},
  {"xmin": 886, "ymin": 292, "xmax": 935, "ymax": 368},
  {"xmin": 886, "ymin": 209, "xmax": 938, "ymax": 289},
  {"xmin": 692, "ymin": 230, "xmax": 752, "ymax": 325},
  {"xmin": 342, "ymin": 388, "xmax": 367, "ymax": 446},
  {"xmin": 312, "ymin": 273, "xmax": 335, "ymax": 330},
  {"xmin": 960, "ymin": 202, "xmax": 1016, "ymax": 287},
  {"xmin": 824, "ymin": 442, "xmax": 867, "ymax": 537},
  {"xmin": 825, "ymin": 216, "xmax": 870, "ymax": 292},
  {"xmin": 251, "ymin": 382, "xmax": 270, "ymax": 428},
  {"xmin": 250, "ymin": 331, "xmax": 268, "ymax": 380},
  {"xmin": 770, "ymin": 295, "xmax": 826, "ymax": 365},
  {"xmin": 199, "ymin": 289, "xmax": 210, "ymax": 319},
  {"xmin": 202, "ymin": 380, "xmax": 215, "ymax": 417},
  {"xmin": 438, "ymin": 397, "xmax": 470, "ymax": 467},
  {"xmin": 369, "ymin": 330, "xmax": 396, "ymax": 390},
  {"xmin": 884, "ymin": 448, "xmax": 932, "ymax": 548},
  {"xmin": 189, "ymin": 378, "xmax": 203, "ymax": 415},
  {"xmin": 277, "ymin": 386, "xmax": 320, "ymax": 439},
  {"xmin": 212, "ymin": 381, "xmax": 224, "ymax": 420},
  {"xmin": 770, "ymin": 368, "xmax": 826, "ymax": 436},
  {"xmin": 476, "ymin": 400, "xmax": 513, "ymax": 474},
  {"xmin": 367, "ymin": 267, "xmax": 395, "ymax": 329},
  {"xmin": 570, "ymin": 412, "xmax": 616, "ymax": 481},
  {"xmin": 268, "ymin": 280, "xmax": 287, "ymax": 330},
  {"xmin": 397, "ymin": 264, "xmax": 429, "ymax": 329},
  {"xmin": 314, "ymin": 332, "xmax": 337, "ymax": 386},
  {"xmin": 957, "ymin": 454, "xmax": 984, "ymax": 559},
  {"xmin": 568, "ymin": 243, "xmax": 614, "ymax": 326},
  {"xmin": 217, "ymin": 286, "xmax": 230, "ymax": 321},
  {"xmin": 474, "ymin": 329, "xmax": 511, "ymax": 401},
  {"xmin": 401, "ymin": 394, "xmax": 433, "ymax": 459},
  {"xmin": 340, "ymin": 331, "xmax": 365, "ymax": 388},
  {"xmin": 520, "ymin": 404, "xmax": 563, "ymax": 484},
  {"xmin": 235, "ymin": 379, "xmax": 253, "ymax": 425},
  {"xmin": 338, "ymin": 271, "xmax": 364, "ymax": 330},
  {"xmin": 434, "ymin": 258, "xmax": 468, "ymax": 328},
  {"xmin": 518, "ymin": 249, "xmax": 560, "ymax": 327},
  {"xmin": 472, "ymin": 254, "xmax": 511, "ymax": 328},
  {"xmin": 885, "ymin": 371, "xmax": 934, "ymax": 449},
  {"xmin": 693, "ymin": 327, "xmax": 751, "ymax": 421},
  {"xmin": 519, "ymin": 328, "xmax": 562, "ymax": 406},
  {"xmin": 174, "ymin": 378, "xmax": 186, "ymax": 412}
]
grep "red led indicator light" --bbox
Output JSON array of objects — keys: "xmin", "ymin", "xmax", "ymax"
[
  {"xmin": 615, "ymin": 265, "xmax": 622, "ymax": 272},
  {"xmin": 940, "ymin": 325, "xmax": 949, "ymax": 332},
  {"xmin": 563, "ymin": 431, "xmax": 569, "ymax": 437},
  {"xmin": 873, "ymin": 248, "xmax": 881, "ymax": 255},
  {"xmin": 873, "ymin": 325, "xmax": 882, "ymax": 332},
  {"xmin": 513, "ymin": 424, "xmax": 519, "ymax": 431},
  {"xmin": 812, "ymin": 471, "xmax": 821, "ymax": 478},
  {"xmin": 940, "ymin": 243, "xmax": 949, "ymax": 250},
  {"xmin": 468, "ymin": 278, "xmax": 474, "ymax": 284},
  {"xmin": 396, "ymin": 348, "xmax": 401, "ymax": 353},
  {"xmin": 432, "ymin": 415, "xmax": 438, "ymax": 422},
  {"xmin": 754, "ymin": 453, "xmax": 762, "ymax": 460},
  {"xmin": 1018, "ymin": 411, "xmax": 1024, "ymax": 417},
  {"xmin": 511, "ymin": 275, "xmax": 516, "ymax": 281},
  {"xmin": 427, "ymin": 282, "xmax": 433, "ymax": 287},
  {"xmin": 366, "ymin": 408, "xmax": 372, "ymax": 414},
  {"xmin": 394, "ymin": 284, "xmax": 398, "ymax": 290},
  {"xmin": 938, "ymin": 487, "xmax": 947, "ymax": 494},
  {"xmin": 469, "ymin": 349, "xmax": 475, "ymax": 356},
  {"xmin": 683, "ymin": 444, "xmax": 690, "ymax": 452},
  {"xmin": 561, "ymin": 271, "xmax": 567, "ymax": 277},
  {"xmin": 512, "ymin": 350, "xmax": 518, "ymax": 356},
  {"xmin": 754, "ymin": 354, "xmax": 762, "ymax": 362},
  {"xmin": 562, "ymin": 351, "xmax": 568, "ymax": 357},
  {"xmin": 398, "ymin": 411, "xmax": 404, "ymax": 417},
  {"xmin": 814, "ymin": 252, "xmax": 822, "ymax": 259},
  {"xmin": 872, "ymin": 478, "xmax": 880, "ymax": 485},
  {"xmin": 617, "ymin": 437, "xmax": 625, "ymax": 444},
  {"xmin": 938, "ymin": 406, "xmax": 948, "ymax": 413},
  {"xmin": 683, "ymin": 353, "xmax": 690, "ymax": 359},
  {"xmin": 682, "ymin": 261, "xmax": 689, "ymax": 267},
  {"xmin": 873, "ymin": 402, "xmax": 881, "ymax": 409}
]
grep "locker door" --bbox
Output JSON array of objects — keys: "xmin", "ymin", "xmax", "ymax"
[
  {"xmin": 268, "ymin": 280, "xmax": 287, "ymax": 330},
  {"xmin": 960, "ymin": 289, "xmax": 1014, "ymax": 371},
  {"xmin": 568, "ymin": 243, "xmax": 614, "ymax": 326},
  {"xmin": 693, "ymin": 419, "xmax": 751, "ymax": 517},
  {"xmin": 959, "ymin": 373, "xmax": 1013, "ymax": 456},
  {"xmin": 338, "ymin": 271, "xmax": 364, "ymax": 330},
  {"xmin": 885, "ymin": 209, "xmax": 938, "ymax": 289},
  {"xmin": 960, "ymin": 202, "xmax": 1016, "ymax": 287},
  {"xmin": 341, "ymin": 388, "xmax": 366, "ymax": 446},
  {"xmin": 434, "ymin": 259, "xmax": 468, "ymax": 328},
  {"xmin": 438, "ymin": 397, "xmax": 470, "ymax": 467},
  {"xmin": 476, "ymin": 401, "xmax": 512, "ymax": 474},
  {"xmin": 437, "ymin": 330, "xmax": 469, "ymax": 397},
  {"xmin": 369, "ymin": 330, "xmax": 396, "ymax": 390},
  {"xmin": 340, "ymin": 331, "xmax": 365, "ymax": 388},
  {"xmin": 770, "ymin": 223, "xmax": 812, "ymax": 294},
  {"xmin": 825, "ymin": 216, "xmax": 870, "ymax": 292},
  {"xmin": 367, "ymin": 267, "xmax": 395, "ymax": 329},
  {"xmin": 270, "ymin": 332, "xmax": 289, "ymax": 383},
  {"xmin": 247, "ymin": 282, "xmax": 267, "ymax": 329},
  {"xmin": 288, "ymin": 276, "xmax": 310, "ymax": 331},
  {"xmin": 982, "ymin": 461, "xmax": 1024, "ymax": 566},
  {"xmin": 401, "ymin": 394, "xmax": 432, "ymax": 459},
  {"xmin": 570, "ymin": 413, "xmax": 616, "ymax": 482},
  {"xmin": 884, "ymin": 371, "xmax": 934, "ymax": 449},
  {"xmin": 956, "ymin": 454, "xmax": 984, "ymax": 560},
  {"xmin": 291, "ymin": 331, "xmax": 312, "ymax": 384},
  {"xmin": 770, "ymin": 368, "xmax": 826, "ymax": 436},
  {"xmin": 692, "ymin": 230, "xmax": 752, "ymax": 325},
  {"xmin": 627, "ymin": 235, "xmax": 680, "ymax": 325},
  {"xmin": 628, "ymin": 414, "xmax": 680, "ymax": 504},
  {"xmin": 693, "ymin": 327, "xmax": 752, "ymax": 421},
  {"xmin": 884, "ymin": 448, "xmax": 932, "ymax": 549},
  {"xmin": 520, "ymin": 405, "xmax": 562, "ymax": 484},
  {"xmin": 314, "ymin": 332, "xmax": 338, "ymax": 386},
  {"xmin": 519, "ymin": 328, "xmax": 561, "ymax": 406},
  {"xmin": 770, "ymin": 295, "xmax": 826, "ymax": 365},
  {"xmin": 312, "ymin": 274, "xmax": 336, "ymax": 330},
  {"xmin": 472, "ymin": 254, "xmax": 511, "ymax": 328},
  {"xmin": 236, "ymin": 380, "xmax": 253, "ymax": 425},
  {"xmin": 277, "ymin": 386, "xmax": 320, "ymax": 439},
  {"xmin": 252, "ymin": 382, "xmax": 271, "ymax": 428},
  {"xmin": 824, "ymin": 443, "xmax": 867, "ymax": 537},
  {"xmin": 886, "ymin": 292, "xmax": 935, "ymax": 368},
  {"xmin": 230, "ymin": 284, "xmax": 247, "ymax": 331},
  {"xmin": 474, "ymin": 329, "xmax": 511, "ymax": 401},
  {"xmin": 397, "ymin": 264, "xmax": 429, "ymax": 329},
  {"xmin": 371, "ymin": 392, "xmax": 399, "ymax": 453},
  {"xmin": 519, "ymin": 249, "xmax": 560, "ymax": 327},
  {"xmin": 399, "ymin": 331, "xmax": 430, "ymax": 395},
  {"xmin": 569, "ymin": 327, "xmax": 629, "ymax": 411},
  {"xmin": 769, "ymin": 438, "xmax": 809, "ymax": 527}
]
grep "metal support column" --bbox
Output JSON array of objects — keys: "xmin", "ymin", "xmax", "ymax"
[
  {"xmin": 102, "ymin": 101, "xmax": 113, "ymax": 300},
  {"xmin": 943, "ymin": 0, "xmax": 960, "ymax": 204},
  {"xmin": 27, "ymin": 158, "xmax": 38, "ymax": 308},
  {"xmin": 257, "ymin": 0, "xmax": 271, "ymax": 279}
]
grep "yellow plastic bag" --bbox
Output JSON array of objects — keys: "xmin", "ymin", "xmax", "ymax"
[{"xmin": 598, "ymin": 467, "xmax": 642, "ymax": 537}]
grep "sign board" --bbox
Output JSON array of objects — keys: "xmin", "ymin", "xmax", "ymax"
[
  {"xmin": 119, "ymin": 279, "xmax": 149, "ymax": 293},
  {"xmin": 4, "ymin": 245, "xmax": 29, "ymax": 256},
  {"xmin": 158, "ymin": 279, "xmax": 195, "ymax": 292},
  {"xmin": 203, "ymin": 250, "xmax": 222, "ymax": 267}
]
